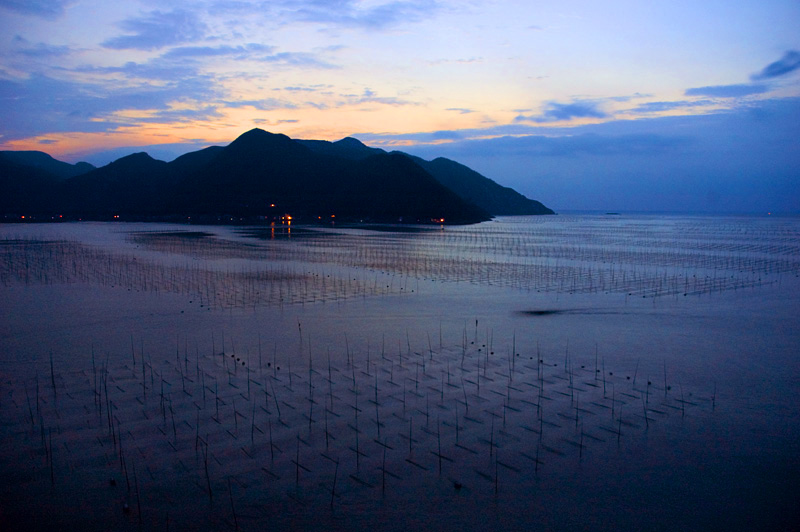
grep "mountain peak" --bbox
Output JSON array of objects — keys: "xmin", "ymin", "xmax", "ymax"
[
  {"xmin": 112, "ymin": 152, "xmax": 161, "ymax": 165},
  {"xmin": 334, "ymin": 137, "xmax": 367, "ymax": 147},
  {"xmin": 235, "ymin": 128, "xmax": 289, "ymax": 142}
]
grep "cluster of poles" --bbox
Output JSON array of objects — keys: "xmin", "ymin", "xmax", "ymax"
[{"xmin": 2, "ymin": 324, "xmax": 714, "ymax": 530}]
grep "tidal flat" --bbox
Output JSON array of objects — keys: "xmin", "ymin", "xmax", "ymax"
[{"xmin": 1, "ymin": 214, "xmax": 798, "ymax": 531}]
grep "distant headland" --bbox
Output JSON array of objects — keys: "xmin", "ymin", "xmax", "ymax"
[{"xmin": 0, "ymin": 128, "xmax": 554, "ymax": 225}]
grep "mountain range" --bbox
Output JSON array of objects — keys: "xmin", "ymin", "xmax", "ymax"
[{"xmin": 1, "ymin": 129, "xmax": 553, "ymax": 224}]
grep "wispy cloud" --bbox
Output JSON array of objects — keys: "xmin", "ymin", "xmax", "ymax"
[
  {"xmin": 0, "ymin": 0, "xmax": 75, "ymax": 19},
  {"xmin": 162, "ymin": 43, "xmax": 276, "ymax": 59},
  {"xmin": 279, "ymin": 85, "xmax": 332, "ymax": 92},
  {"xmin": 0, "ymin": 72, "xmax": 222, "ymax": 140},
  {"xmin": 684, "ymin": 84, "xmax": 769, "ymax": 98},
  {"xmin": 103, "ymin": 9, "xmax": 208, "ymax": 51},
  {"xmin": 208, "ymin": 0, "xmax": 439, "ymax": 30},
  {"xmin": 252, "ymin": 118, "xmax": 299, "ymax": 125},
  {"xmin": 135, "ymin": 106, "xmax": 224, "ymax": 124},
  {"xmin": 284, "ymin": 0, "xmax": 441, "ymax": 30},
  {"xmin": 75, "ymin": 60, "xmax": 202, "ymax": 82},
  {"xmin": 446, "ymin": 108, "xmax": 475, "ymax": 114},
  {"xmin": 12, "ymin": 36, "xmax": 73, "ymax": 58},
  {"xmin": 427, "ymin": 57, "xmax": 484, "ymax": 66},
  {"xmin": 260, "ymin": 51, "xmax": 338, "ymax": 68},
  {"xmin": 163, "ymin": 44, "xmax": 338, "ymax": 68},
  {"xmin": 751, "ymin": 50, "xmax": 800, "ymax": 81},
  {"xmin": 515, "ymin": 100, "xmax": 608, "ymax": 123},
  {"xmin": 341, "ymin": 88, "xmax": 417, "ymax": 107},
  {"xmin": 631, "ymin": 99, "xmax": 715, "ymax": 114},
  {"xmin": 224, "ymin": 98, "xmax": 298, "ymax": 111}
]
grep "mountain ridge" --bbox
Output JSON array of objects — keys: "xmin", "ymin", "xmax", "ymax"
[{"xmin": 1, "ymin": 128, "xmax": 554, "ymax": 223}]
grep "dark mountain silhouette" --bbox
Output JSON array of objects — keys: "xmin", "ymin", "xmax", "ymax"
[
  {"xmin": 2, "ymin": 128, "xmax": 553, "ymax": 223},
  {"xmin": 298, "ymin": 137, "xmax": 554, "ymax": 215},
  {"xmin": 297, "ymin": 137, "xmax": 384, "ymax": 160},
  {"xmin": 60, "ymin": 153, "xmax": 172, "ymax": 216},
  {"xmin": 408, "ymin": 156, "xmax": 553, "ymax": 215},
  {"xmin": 0, "ymin": 151, "xmax": 94, "ymax": 179},
  {"xmin": 170, "ymin": 129, "xmax": 489, "ymax": 223},
  {"xmin": 0, "ymin": 151, "xmax": 94, "ymax": 214}
]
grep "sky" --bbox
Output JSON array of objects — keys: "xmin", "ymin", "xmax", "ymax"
[{"xmin": 1, "ymin": 0, "xmax": 799, "ymax": 213}]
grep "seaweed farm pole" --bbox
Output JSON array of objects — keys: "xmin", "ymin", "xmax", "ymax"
[
  {"xmin": 640, "ymin": 392, "xmax": 649, "ymax": 429},
  {"xmin": 91, "ymin": 345, "xmax": 98, "ymax": 409},
  {"xmin": 268, "ymin": 419, "xmax": 275, "ymax": 463},
  {"xmin": 330, "ymin": 460, "xmax": 339, "ymax": 510},
  {"xmin": 382, "ymin": 441, "xmax": 387, "ymax": 496},
  {"xmin": 594, "ymin": 344, "xmax": 599, "ymax": 381},
  {"xmin": 437, "ymin": 419, "xmax": 442, "ymax": 476},
  {"xmin": 48, "ymin": 428, "xmax": 54, "ymax": 489},
  {"xmin": 455, "ymin": 403, "xmax": 460, "ymax": 444},
  {"xmin": 602, "ymin": 358, "xmax": 607, "ymax": 397},
  {"xmin": 133, "ymin": 460, "xmax": 142, "ymax": 527},
  {"xmin": 131, "ymin": 334, "xmax": 136, "ymax": 367},
  {"xmin": 49, "ymin": 351, "xmax": 56, "ymax": 401},
  {"xmin": 374, "ymin": 370, "xmax": 381, "ymax": 439}
]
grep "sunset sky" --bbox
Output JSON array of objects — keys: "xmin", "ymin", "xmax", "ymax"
[{"xmin": 1, "ymin": 0, "xmax": 799, "ymax": 212}]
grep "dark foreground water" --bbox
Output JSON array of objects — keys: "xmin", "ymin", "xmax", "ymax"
[{"xmin": 1, "ymin": 215, "xmax": 798, "ymax": 531}]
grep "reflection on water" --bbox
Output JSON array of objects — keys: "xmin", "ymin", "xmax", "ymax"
[{"xmin": 1, "ymin": 215, "xmax": 798, "ymax": 531}]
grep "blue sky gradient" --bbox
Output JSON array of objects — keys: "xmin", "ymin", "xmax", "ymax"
[{"xmin": 1, "ymin": 0, "xmax": 798, "ymax": 212}]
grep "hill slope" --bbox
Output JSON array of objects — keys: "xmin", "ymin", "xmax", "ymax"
[{"xmin": 299, "ymin": 137, "xmax": 553, "ymax": 215}]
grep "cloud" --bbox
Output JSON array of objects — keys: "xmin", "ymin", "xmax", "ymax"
[
  {"xmin": 281, "ymin": 0, "xmax": 440, "ymax": 30},
  {"xmin": 515, "ymin": 100, "xmax": 608, "ymax": 123},
  {"xmin": 224, "ymin": 98, "xmax": 298, "ymax": 111},
  {"xmin": 77, "ymin": 60, "xmax": 201, "ymax": 82},
  {"xmin": 631, "ymin": 100, "xmax": 715, "ymax": 113},
  {"xmin": 446, "ymin": 108, "xmax": 475, "ymax": 114},
  {"xmin": 280, "ymin": 85, "xmax": 331, "ymax": 92},
  {"xmin": 394, "ymin": 98, "xmax": 800, "ymax": 213},
  {"xmin": 427, "ymin": 57, "xmax": 483, "ymax": 66},
  {"xmin": 0, "ymin": 0, "xmax": 74, "ymax": 19},
  {"xmin": 103, "ymin": 9, "xmax": 207, "ymax": 51},
  {"xmin": 162, "ymin": 44, "xmax": 339, "ymax": 68},
  {"xmin": 252, "ymin": 118, "xmax": 299, "ymax": 125},
  {"xmin": 0, "ymin": 75, "xmax": 126, "ymax": 139},
  {"xmin": 12, "ymin": 36, "xmax": 73, "ymax": 58},
  {"xmin": 409, "ymin": 131, "xmax": 692, "ymax": 159},
  {"xmin": 161, "ymin": 43, "xmax": 276, "ymax": 59},
  {"xmin": 0, "ymin": 72, "xmax": 223, "ymax": 140},
  {"xmin": 341, "ymin": 88, "xmax": 417, "ymax": 107},
  {"xmin": 684, "ymin": 84, "xmax": 769, "ymax": 98},
  {"xmin": 261, "ymin": 51, "xmax": 338, "ymax": 68},
  {"xmin": 751, "ymin": 50, "xmax": 800, "ymax": 81}
]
